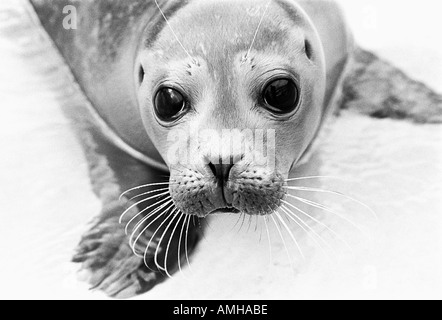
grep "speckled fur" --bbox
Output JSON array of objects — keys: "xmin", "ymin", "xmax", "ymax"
[
  {"xmin": 342, "ymin": 47, "xmax": 442, "ymax": 123},
  {"xmin": 27, "ymin": 0, "xmax": 442, "ymax": 299},
  {"xmin": 170, "ymin": 164, "xmax": 286, "ymax": 217}
]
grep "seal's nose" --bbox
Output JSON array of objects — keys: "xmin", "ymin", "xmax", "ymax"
[
  {"xmin": 207, "ymin": 161, "xmax": 236, "ymax": 207},
  {"xmin": 208, "ymin": 162, "xmax": 234, "ymax": 183}
]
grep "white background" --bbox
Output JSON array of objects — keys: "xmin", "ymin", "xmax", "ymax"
[{"xmin": 0, "ymin": 0, "xmax": 441, "ymax": 299}]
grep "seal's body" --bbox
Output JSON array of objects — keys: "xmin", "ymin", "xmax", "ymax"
[
  {"xmin": 29, "ymin": 0, "xmax": 442, "ymax": 297},
  {"xmin": 31, "ymin": 0, "xmax": 351, "ymax": 171}
]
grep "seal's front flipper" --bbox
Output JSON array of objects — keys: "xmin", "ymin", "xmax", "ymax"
[
  {"xmin": 341, "ymin": 47, "xmax": 442, "ymax": 124},
  {"xmin": 72, "ymin": 209, "xmax": 162, "ymax": 299},
  {"xmin": 70, "ymin": 128, "xmax": 201, "ymax": 298},
  {"xmin": 72, "ymin": 201, "xmax": 201, "ymax": 299}
]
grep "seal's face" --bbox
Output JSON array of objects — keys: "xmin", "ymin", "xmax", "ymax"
[{"xmin": 136, "ymin": 0, "xmax": 326, "ymax": 217}]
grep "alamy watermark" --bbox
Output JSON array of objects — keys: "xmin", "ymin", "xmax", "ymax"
[
  {"xmin": 62, "ymin": 5, "xmax": 77, "ymax": 30},
  {"xmin": 362, "ymin": 265, "xmax": 378, "ymax": 291},
  {"xmin": 167, "ymin": 129, "xmax": 276, "ymax": 169}
]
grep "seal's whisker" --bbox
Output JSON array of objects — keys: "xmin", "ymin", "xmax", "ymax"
[
  {"xmin": 286, "ymin": 186, "xmax": 378, "ymax": 221},
  {"xmin": 258, "ymin": 216, "xmax": 264, "ymax": 242},
  {"xmin": 192, "ymin": 215, "xmax": 199, "ymax": 227},
  {"xmin": 184, "ymin": 215, "xmax": 193, "ymax": 273},
  {"xmin": 270, "ymin": 214, "xmax": 294, "ymax": 268},
  {"xmin": 263, "ymin": 215, "xmax": 273, "ymax": 266},
  {"xmin": 154, "ymin": 207, "xmax": 180, "ymax": 275},
  {"xmin": 125, "ymin": 195, "xmax": 172, "ymax": 235},
  {"xmin": 143, "ymin": 205, "xmax": 176, "ymax": 256},
  {"xmin": 130, "ymin": 200, "xmax": 174, "ymax": 257},
  {"xmin": 281, "ymin": 199, "xmax": 354, "ymax": 253},
  {"xmin": 163, "ymin": 212, "xmax": 185, "ymax": 278},
  {"xmin": 247, "ymin": 214, "xmax": 254, "ymax": 233},
  {"xmin": 243, "ymin": 0, "xmax": 273, "ymax": 62},
  {"xmin": 144, "ymin": 208, "xmax": 175, "ymax": 270},
  {"xmin": 238, "ymin": 212, "xmax": 247, "ymax": 233},
  {"xmin": 280, "ymin": 205, "xmax": 328, "ymax": 255},
  {"xmin": 125, "ymin": 193, "xmax": 171, "ymax": 225},
  {"xmin": 280, "ymin": 205, "xmax": 335, "ymax": 259},
  {"xmin": 119, "ymin": 182, "xmax": 173, "ymax": 201},
  {"xmin": 128, "ymin": 187, "xmax": 170, "ymax": 202},
  {"xmin": 201, "ymin": 215, "xmax": 214, "ymax": 232},
  {"xmin": 128, "ymin": 199, "xmax": 174, "ymax": 252},
  {"xmin": 177, "ymin": 214, "xmax": 189, "ymax": 276},
  {"xmin": 130, "ymin": 211, "xmax": 171, "ymax": 262},
  {"xmin": 286, "ymin": 194, "xmax": 372, "ymax": 241},
  {"xmin": 119, "ymin": 190, "xmax": 170, "ymax": 224},
  {"xmin": 285, "ymin": 176, "xmax": 351, "ymax": 182},
  {"xmin": 153, "ymin": 0, "xmax": 198, "ymax": 65},
  {"xmin": 230, "ymin": 212, "xmax": 244, "ymax": 233},
  {"xmin": 274, "ymin": 211, "xmax": 305, "ymax": 260}
]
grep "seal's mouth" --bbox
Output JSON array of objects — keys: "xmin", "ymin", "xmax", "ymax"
[{"xmin": 209, "ymin": 207, "xmax": 241, "ymax": 215}]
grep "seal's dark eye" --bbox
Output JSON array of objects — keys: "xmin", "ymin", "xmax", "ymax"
[
  {"xmin": 154, "ymin": 87, "xmax": 187, "ymax": 121},
  {"xmin": 262, "ymin": 78, "xmax": 299, "ymax": 114}
]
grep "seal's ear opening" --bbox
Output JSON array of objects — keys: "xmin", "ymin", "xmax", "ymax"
[
  {"xmin": 304, "ymin": 39, "xmax": 313, "ymax": 61},
  {"xmin": 138, "ymin": 65, "xmax": 145, "ymax": 86}
]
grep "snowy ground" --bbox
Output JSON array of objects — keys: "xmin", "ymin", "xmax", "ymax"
[{"xmin": 0, "ymin": 0, "xmax": 441, "ymax": 299}]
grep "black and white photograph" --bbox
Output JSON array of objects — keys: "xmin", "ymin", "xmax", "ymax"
[{"xmin": 0, "ymin": 0, "xmax": 441, "ymax": 302}]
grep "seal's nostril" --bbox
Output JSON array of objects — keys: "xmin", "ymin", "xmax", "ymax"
[
  {"xmin": 208, "ymin": 162, "xmax": 217, "ymax": 177},
  {"xmin": 207, "ymin": 162, "xmax": 234, "ymax": 182}
]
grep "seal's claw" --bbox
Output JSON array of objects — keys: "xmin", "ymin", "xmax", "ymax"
[{"xmin": 72, "ymin": 215, "xmax": 165, "ymax": 299}]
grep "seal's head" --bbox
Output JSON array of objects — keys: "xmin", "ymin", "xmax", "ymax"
[{"xmin": 135, "ymin": 0, "xmax": 326, "ymax": 217}]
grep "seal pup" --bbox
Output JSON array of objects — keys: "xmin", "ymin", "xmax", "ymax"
[{"xmin": 28, "ymin": 0, "xmax": 442, "ymax": 298}]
